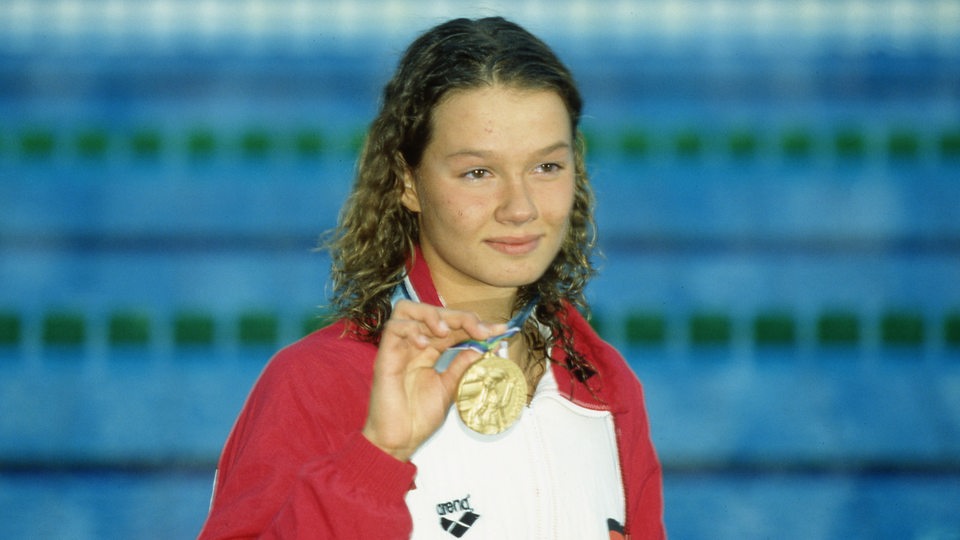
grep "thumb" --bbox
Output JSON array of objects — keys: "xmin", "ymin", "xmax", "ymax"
[{"xmin": 438, "ymin": 349, "xmax": 484, "ymax": 391}]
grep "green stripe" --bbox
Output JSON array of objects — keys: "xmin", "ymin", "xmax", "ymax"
[
  {"xmin": 174, "ymin": 312, "xmax": 216, "ymax": 346},
  {"xmin": 187, "ymin": 129, "xmax": 217, "ymax": 158},
  {"xmin": 945, "ymin": 312, "xmax": 960, "ymax": 347},
  {"xmin": 817, "ymin": 311, "xmax": 860, "ymax": 346},
  {"xmin": 3, "ymin": 125, "xmax": 958, "ymax": 162},
  {"xmin": 42, "ymin": 312, "xmax": 86, "ymax": 346},
  {"xmin": 109, "ymin": 312, "xmax": 151, "ymax": 346},
  {"xmin": 21, "ymin": 130, "xmax": 56, "ymax": 159},
  {"xmin": 240, "ymin": 129, "xmax": 272, "ymax": 158},
  {"xmin": 76, "ymin": 129, "xmax": 110, "ymax": 158},
  {"xmin": 0, "ymin": 312, "xmax": 21, "ymax": 346},
  {"xmin": 2, "ymin": 307, "xmax": 960, "ymax": 352},
  {"xmin": 625, "ymin": 312, "xmax": 667, "ymax": 345},
  {"xmin": 689, "ymin": 313, "xmax": 731, "ymax": 346},
  {"xmin": 940, "ymin": 130, "xmax": 960, "ymax": 158},
  {"xmin": 887, "ymin": 130, "xmax": 919, "ymax": 160},
  {"xmin": 131, "ymin": 129, "xmax": 163, "ymax": 157},
  {"xmin": 834, "ymin": 129, "xmax": 866, "ymax": 158},
  {"xmin": 753, "ymin": 313, "xmax": 796, "ymax": 346},
  {"xmin": 238, "ymin": 311, "xmax": 278, "ymax": 345},
  {"xmin": 880, "ymin": 311, "xmax": 924, "ymax": 347}
]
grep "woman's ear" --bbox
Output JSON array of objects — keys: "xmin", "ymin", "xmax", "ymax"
[{"xmin": 400, "ymin": 167, "xmax": 421, "ymax": 212}]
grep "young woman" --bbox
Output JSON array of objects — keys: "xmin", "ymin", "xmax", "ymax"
[{"xmin": 199, "ymin": 17, "xmax": 664, "ymax": 539}]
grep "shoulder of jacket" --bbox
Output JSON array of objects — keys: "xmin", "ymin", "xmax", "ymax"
[
  {"xmin": 258, "ymin": 320, "xmax": 376, "ymax": 386},
  {"xmin": 560, "ymin": 304, "xmax": 646, "ymax": 405}
]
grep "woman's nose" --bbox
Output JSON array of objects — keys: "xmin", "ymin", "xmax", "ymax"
[{"xmin": 495, "ymin": 176, "xmax": 538, "ymax": 225}]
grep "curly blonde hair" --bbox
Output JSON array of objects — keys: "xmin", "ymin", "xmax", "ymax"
[{"xmin": 324, "ymin": 17, "xmax": 598, "ymax": 379}]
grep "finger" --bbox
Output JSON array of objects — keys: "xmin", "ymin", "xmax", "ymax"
[
  {"xmin": 433, "ymin": 310, "xmax": 508, "ymax": 341},
  {"xmin": 380, "ymin": 319, "xmax": 431, "ymax": 356},
  {"xmin": 391, "ymin": 300, "xmax": 451, "ymax": 338},
  {"xmin": 383, "ymin": 318, "xmax": 458, "ymax": 357},
  {"xmin": 392, "ymin": 300, "xmax": 507, "ymax": 341}
]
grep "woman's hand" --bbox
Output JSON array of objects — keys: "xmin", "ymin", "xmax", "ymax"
[{"xmin": 362, "ymin": 300, "xmax": 506, "ymax": 461}]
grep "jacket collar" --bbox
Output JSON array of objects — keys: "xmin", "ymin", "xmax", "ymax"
[{"xmin": 403, "ymin": 245, "xmax": 443, "ymax": 307}]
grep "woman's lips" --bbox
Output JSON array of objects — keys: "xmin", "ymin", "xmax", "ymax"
[{"xmin": 484, "ymin": 235, "xmax": 542, "ymax": 255}]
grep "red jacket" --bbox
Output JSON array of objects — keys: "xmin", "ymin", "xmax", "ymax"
[{"xmin": 199, "ymin": 258, "xmax": 664, "ymax": 539}]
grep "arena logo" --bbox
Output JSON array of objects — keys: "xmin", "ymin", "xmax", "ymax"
[{"xmin": 436, "ymin": 495, "xmax": 480, "ymax": 538}]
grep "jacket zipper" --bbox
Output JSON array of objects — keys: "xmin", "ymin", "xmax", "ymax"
[{"xmin": 560, "ymin": 377, "xmax": 630, "ymax": 536}]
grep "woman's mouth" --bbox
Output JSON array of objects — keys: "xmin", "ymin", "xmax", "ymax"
[{"xmin": 484, "ymin": 235, "xmax": 542, "ymax": 255}]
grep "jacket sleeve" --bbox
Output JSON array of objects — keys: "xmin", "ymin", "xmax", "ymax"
[
  {"xmin": 262, "ymin": 432, "xmax": 417, "ymax": 538},
  {"xmin": 622, "ymin": 379, "xmax": 666, "ymax": 539},
  {"xmin": 197, "ymin": 338, "xmax": 417, "ymax": 539}
]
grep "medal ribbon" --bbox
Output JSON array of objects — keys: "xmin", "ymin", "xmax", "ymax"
[
  {"xmin": 390, "ymin": 278, "xmax": 538, "ymax": 372},
  {"xmin": 434, "ymin": 296, "xmax": 538, "ymax": 372},
  {"xmin": 445, "ymin": 296, "xmax": 538, "ymax": 352}
]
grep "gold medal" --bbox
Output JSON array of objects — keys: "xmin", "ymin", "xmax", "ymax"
[{"xmin": 456, "ymin": 351, "xmax": 527, "ymax": 435}]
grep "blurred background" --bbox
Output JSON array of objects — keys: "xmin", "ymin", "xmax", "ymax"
[{"xmin": 1, "ymin": 0, "xmax": 959, "ymax": 538}]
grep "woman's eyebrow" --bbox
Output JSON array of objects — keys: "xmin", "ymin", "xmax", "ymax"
[
  {"xmin": 444, "ymin": 141, "xmax": 571, "ymax": 161},
  {"xmin": 535, "ymin": 141, "xmax": 572, "ymax": 157}
]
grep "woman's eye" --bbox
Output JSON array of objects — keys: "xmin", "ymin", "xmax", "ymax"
[
  {"xmin": 463, "ymin": 168, "xmax": 490, "ymax": 180},
  {"xmin": 536, "ymin": 162, "xmax": 563, "ymax": 174}
]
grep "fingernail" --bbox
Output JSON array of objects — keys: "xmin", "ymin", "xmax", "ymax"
[{"xmin": 438, "ymin": 320, "xmax": 450, "ymax": 333}]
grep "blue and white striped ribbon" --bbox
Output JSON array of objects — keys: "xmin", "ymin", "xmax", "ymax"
[{"xmin": 391, "ymin": 277, "xmax": 538, "ymax": 372}]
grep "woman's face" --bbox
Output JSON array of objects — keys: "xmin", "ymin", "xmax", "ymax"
[{"xmin": 401, "ymin": 84, "xmax": 576, "ymax": 304}]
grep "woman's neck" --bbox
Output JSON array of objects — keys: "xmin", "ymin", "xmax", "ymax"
[{"xmin": 441, "ymin": 290, "xmax": 517, "ymax": 324}]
